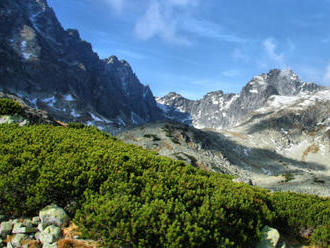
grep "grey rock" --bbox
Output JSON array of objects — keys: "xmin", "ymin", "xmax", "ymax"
[
  {"xmin": 0, "ymin": 221, "xmax": 13, "ymax": 237},
  {"xmin": 12, "ymin": 223, "xmax": 37, "ymax": 234},
  {"xmin": 256, "ymin": 225, "xmax": 280, "ymax": 248},
  {"xmin": 32, "ymin": 217, "xmax": 41, "ymax": 225},
  {"xmin": 35, "ymin": 232, "xmax": 41, "ymax": 241},
  {"xmin": 232, "ymin": 177, "xmax": 253, "ymax": 185},
  {"xmin": 37, "ymin": 223, "xmax": 47, "ymax": 233},
  {"xmin": 10, "ymin": 234, "xmax": 29, "ymax": 247},
  {"xmin": 39, "ymin": 225, "xmax": 61, "ymax": 245},
  {"xmin": 7, "ymin": 242, "xmax": 14, "ymax": 248},
  {"xmin": 39, "ymin": 204, "xmax": 69, "ymax": 228},
  {"xmin": 22, "ymin": 220, "xmax": 33, "ymax": 228}
]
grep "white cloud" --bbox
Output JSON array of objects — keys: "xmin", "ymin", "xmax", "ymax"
[
  {"xmin": 104, "ymin": 0, "xmax": 246, "ymax": 45},
  {"xmin": 181, "ymin": 18, "xmax": 246, "ymax": 43},
  {"xmin": 134, "ymin": 0, "xmax": 192, "ymax": 45},
  {"xmin": 263, "ymin": 38, "xmax": 285, "ymax": 67}
]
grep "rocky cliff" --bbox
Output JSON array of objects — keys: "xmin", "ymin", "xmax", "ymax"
[{"xmin": 0, "ymin": 0, "xmax": 163, "ymax": 133}]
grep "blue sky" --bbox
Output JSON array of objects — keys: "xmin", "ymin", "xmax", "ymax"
[{"xmin": 48, "ymin": 0, "xmax": 330, "ymax": 99}]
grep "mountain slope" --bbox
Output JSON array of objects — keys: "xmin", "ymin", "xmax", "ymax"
[
  {"xmin": 0, "ymin": 0, "xmax": 163, "ymax": 133},
  {"xmin": 120, "ymin": 87, "xmax": 330, "ymax": 196},
  {"xmin": 157, "ymin": 69, "xmax": 324, "ymax": 129}
]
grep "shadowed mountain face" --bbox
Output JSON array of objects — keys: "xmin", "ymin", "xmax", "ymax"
[
  {"xmin": 157, "ymin": 69, "xmax": 324, "ymax": 129},
  {"xmin": 0, "ymin": 0, "xmax": 163, "ymax": 133}
]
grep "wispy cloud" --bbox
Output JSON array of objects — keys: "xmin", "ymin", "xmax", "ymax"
[
  {"xmin": 263, "ymin": 38, "xmax": 285, "ymax": 67},
  {"xmin": 134, "ymin": 0, "xmax": 192, "ymax": 45},
  {"xmin": 104, "ymin": 0, "xmax": 245, "ymax": 45},
  {"xmin": 181, "ymin": 18, "xmax": 247, "ymax": 43}
]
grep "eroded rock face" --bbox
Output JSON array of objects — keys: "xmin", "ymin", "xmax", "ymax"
[
  {"xmin": 157, "ymin": 69, "xmax": 324, "ymax": 130},
  {"xmin": 0, "ymin": 0, "xmax": 164, "ymax": 133}
]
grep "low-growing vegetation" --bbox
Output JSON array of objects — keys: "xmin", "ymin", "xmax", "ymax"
[
  {"xmin": 0, "ymin": 98, "xmax": 23, "ymax": 115},
  {"xmin": 0, "ymin": 124, "xmax": 329, "ymax": 247}
]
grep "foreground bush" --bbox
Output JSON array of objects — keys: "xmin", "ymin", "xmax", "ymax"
[
  {"xmin": 0, "ymin": 98, "xmax": 22, "ymax": 115},
  {"xmin": 0, "ymin": 124, "xmax": 329, "ymax": 247}
]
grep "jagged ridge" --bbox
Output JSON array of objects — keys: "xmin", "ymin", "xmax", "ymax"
[{"xmin": 0, "ymin": 0, "xmax": 163, "ymax": 133}]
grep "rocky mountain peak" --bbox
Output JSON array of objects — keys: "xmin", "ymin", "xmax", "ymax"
[
  {"xmin": 0, "ymin": 0, "xmax": 164, "ymax": 133},
  {"xmin": 157, "ymin": 69, "xmax": 325, "ymax": 130}
]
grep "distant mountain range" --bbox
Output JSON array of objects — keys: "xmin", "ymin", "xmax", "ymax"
[{"xmin": 157, "ymin": 69, "xmax": 324, "ymax": 129}]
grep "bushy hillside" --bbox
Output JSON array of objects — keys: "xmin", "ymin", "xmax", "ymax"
[{"xmin": 0, "ymin": 124, "xmax": 329, "ymax": 247}]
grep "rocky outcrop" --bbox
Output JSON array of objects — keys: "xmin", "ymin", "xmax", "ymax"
[
  {"xmin": 0, "ymin": 205, "xmax": 98, "ymax": 248},
  {"xmin": 157, "ymin": 69, "xmax": 324, "ymax": 129},
  {"xmin": 0, "ymin": 92, "xmax": 59, "ymax": 126},
  {"xmin": 0, "ymin": 0, "xmax": 164, "ymax": 133}
]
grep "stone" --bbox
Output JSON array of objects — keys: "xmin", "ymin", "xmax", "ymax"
[
  {"xmin": 256, "ymin": 225, "xmax": 280, "ymax": 248},
  {"xmin": 39, "ymin": 226, "xmax": 61, "ymax": 245},
  {"xmin": 0, "ymin": 222, "xmax": 13, "ymax": 237},
  {"xmin": 22, "ymin": 220, "xmax": 33, "ymax": 228},
  {"xmin": 12, "ymin": 223, "xmax": 37, "ymax": 234},
  {"xmin": 37, "ymin": 224, "xmax": 47, "ymax": 233},
  {"xmin": 42, "ymin": 243, "xmax": 57, "ymax": 248},
  {"xmin": 7, "ymin": 241, "xmax": 14, "ymax": 248},
  {"xmin": 277, "ymin": 241, "xmax": 288, "ymax": 248},
  {"xmin": 32, "ymin": 218, "xmax": 41, "ymax": 225},
  {"xmin": 35, "ymin": 232, "xmax": 41, "ymax": 241},
  {"xmin": 10, "ymin": 234, "xmax": 29, "ymax": 247},
  {"xmin": 232, "ymin": 177, "xmax": 253, "ymax": 185},
  {"xmin": 39, "ymin": 204, "xmax": 70, "ymax": 228},
  {"xmin": 22, "ymin": 240, "xmax": 41, "ymax": 248}
]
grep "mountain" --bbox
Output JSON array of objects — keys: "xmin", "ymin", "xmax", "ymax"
[
  {"xmin": 157, "ymin": 69, "xmax": 324, "ymax": 129},
  {"xmin": 123, "ymin": 70, "xmax": 330, "ymax": 196},
  {"xmin": 119, "ymin": 87, "xmax": 330, "ymax": 196},
  {"xmin": 0, "ymin": 0, "xmax": 163, "ymax": 133}
]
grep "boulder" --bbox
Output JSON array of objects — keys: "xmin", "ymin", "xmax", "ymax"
[
  {"xmin": 0, "ymin": 221, "xmax": 13, "ymax": 237},
  {"xmin": 39, "ymin": 226, "xmax": 61, "ymax": 245},
  {"xmin": 39, "ymin": 205, "xmax": 69, "ymax": 228},
  {"xmin": 10, "ymin": 234, "xmax": 29, "ymax": 247},
  {"xmin": 256, "ymin": 225, "xmax": 280, "ymax": 248},
  {"xmin": 232, "ymin": 177, "xmax": 253, "ymax": 185}
]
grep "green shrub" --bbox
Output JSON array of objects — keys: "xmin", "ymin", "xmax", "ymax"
[
  {"xmin": 0, "ymin": 98, "xmax": 22, "ymax": 115},
  {"xmin": 67, "ymin": 122, "xmax": 86, "ymax": 129},
  {"xmin": 0, "ymin": 124, "xmax": 329, "ymax": 247},
  {"xmin": 269, "ymin": 192, "xmax": 330, "ymax": 246}
]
